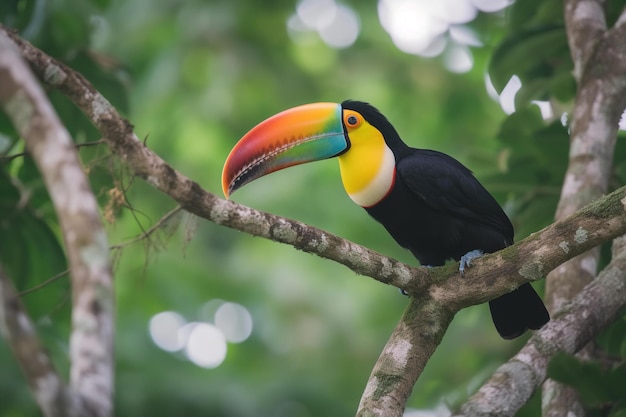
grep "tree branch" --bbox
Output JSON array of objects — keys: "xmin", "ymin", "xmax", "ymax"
[
  {"xmin": 454, "ymin": 235, "xmax": 626, "ymax": 417},
  {"xmin": 0, "ymin": 31, "xmax": 114, "ymax": 417},
  {"xmin": 543, "ymin": 1, "xmax": 626, "ymax": 414},
  {"xmin": 564, "ymin": 0, "xmax": 607, "ymax": 81},
  {"xmin": 357, "ymin": 295, "xmax": 454, "ymax": 417},
  {"xmin": 0, "ymin": 263, "xmax": 77, "ymax": 417}
]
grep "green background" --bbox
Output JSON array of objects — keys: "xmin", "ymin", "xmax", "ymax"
[{"xmin": 1, "ymin": 0, "xmax": 625, "ymax": 416}]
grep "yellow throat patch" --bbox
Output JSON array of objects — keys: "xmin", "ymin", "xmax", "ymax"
[{"xmin": 337, "ymin": 110, "xmax": 396, "ymax": 207}]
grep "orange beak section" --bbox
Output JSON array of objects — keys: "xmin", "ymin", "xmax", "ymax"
[{"xmin": 221, "ymin": 102, "xmax": 348, "ymax": 198}]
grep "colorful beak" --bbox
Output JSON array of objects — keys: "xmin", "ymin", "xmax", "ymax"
[{"xmin": 222, "ymin": 102, "xmax": 348, "ymax": 197}]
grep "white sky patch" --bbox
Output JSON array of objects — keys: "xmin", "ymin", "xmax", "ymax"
[
  {"xmin": 499, "ymin": 75, "xmax": 522, "ymax": 115},
  {"xmin": 532, "ymin": 100, "xmax": 553, "ymax": 120},
  {"xmin": 484, "ymin": 73, "xmax": 500, "ymax": 100}
]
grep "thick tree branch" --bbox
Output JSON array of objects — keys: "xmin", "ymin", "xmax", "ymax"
[
  {"xmin": 357, "ymin": 296, "xmax": 454, "ymax": 417},
  {"xmin": 454, "ymin": 235, "xmax": 626, "ymax": 417},
  {"xmin": 544, "ymin": 2, "xmax": 626, "ymax": 414},
  {"xmin": 0, "ymin": 264, "xmax": 77, "ymax": 417},
  {"xmin": 0, "ymin": 32, "xmax": 114, "ymax": 417},
  {"xmin": 564, "ymin": 0, "xmax": 607, "ymax": 81}
]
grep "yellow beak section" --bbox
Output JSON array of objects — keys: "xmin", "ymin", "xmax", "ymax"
[{"xmin": 222, "ymin": 103, "xmax": 348, "ymax": 198}]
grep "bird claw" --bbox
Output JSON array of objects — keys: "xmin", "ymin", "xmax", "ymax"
[{"xmin": 459, "ymin": 249, "xmax": 483, "ymax": 276}]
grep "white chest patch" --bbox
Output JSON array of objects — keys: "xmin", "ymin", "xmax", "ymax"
[{"xmin": 347, "ymin": 145, "xmax": 396, "ymax": 207}]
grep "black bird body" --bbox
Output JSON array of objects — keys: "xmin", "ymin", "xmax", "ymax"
[
  {"xmin": 367, "ymin": 149, "xmax": 513, "ymax": 265},
  {"xmin": 343, "ymin": 101, "xmax": 549, "ymax": 339}
]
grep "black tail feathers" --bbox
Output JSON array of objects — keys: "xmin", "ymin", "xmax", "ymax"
[{"xmin": 489, "ymin": 283, "xmax": 550, "ymax": 340}]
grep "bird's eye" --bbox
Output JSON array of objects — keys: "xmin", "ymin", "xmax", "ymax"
[{"xmin": 345, "ymin": 113, "xmax": 361, "ymax": 128}]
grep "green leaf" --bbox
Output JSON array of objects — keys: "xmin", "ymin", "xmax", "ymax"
[
  {"xmin": 508, "ymin": 0, "xmax": 564, "ymax": 30},
  {"xmin": 489, "ymin": 25, "xmax": 570, "ymax": 103},
  {"xmin": 550, "ymin": 71, "xmax": 577, "ymax": 103},
  {"xmin": 548, "ymin": 353, "xmax": 626, "ymax": 407},
  {"xmin": 596, "ymin": 313, "xmax": 626, "ymax": 358},
  {"xmin": 608, "ymin": 399, "xmax": 626, "ymax": 417},
  {"xmin": 0, "ymin": 167, "xmax": 67, "ymax": 316},
  {"xmin": 514, "ymin": 78, "xmax": 551, "ymax": 108},
  {"xmin": 90, "ymin": 0, "xmax": 111, "ymax": 11},
  {"xmin": 497, "ymin": 106, "xmax": 544, "ymax": 143}
]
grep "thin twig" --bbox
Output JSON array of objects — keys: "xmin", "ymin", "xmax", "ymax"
[
  {"xmin": 17, "ymin": 269, "xmax": 70, "ymax": 297},
  {"xmin": 0, "ymin": 139, "xmax": 106, "ymax": 162},
  {"xmin": 110, "ymin": 205, "xmax": 183, "ymax": 250}
]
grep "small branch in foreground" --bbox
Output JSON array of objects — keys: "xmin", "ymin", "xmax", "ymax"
[
  {"xmin": 0, "ymin": 31, "xmax": 114, "ymax": 417},
  {"xmin": 0, "ymin": 263, "xmax": 76, "ymax": 417}
]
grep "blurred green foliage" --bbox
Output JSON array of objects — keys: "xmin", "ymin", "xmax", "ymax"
[{"xmin": 1, "ymin": 0, "xmax": 625, "ymax": 416}]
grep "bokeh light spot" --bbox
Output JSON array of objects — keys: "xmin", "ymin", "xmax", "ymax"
[
  {"xmin": 215, "ymin": 302, "xmax": 254, "ymax": 343},
  {"xmin": 471, "ymin": 0, "xmax": 514, "ymax": 13},
  {"xmin": 297, "ymin": 0, "xmax": 337, "ymax": 30},
  {"xmin": 183, "ymin": 322, "xmax": 227, "ymax": 369},
  {"xmin": 291, "ymin": 0, "xmax": 360, "ymax": 49},
  {"xmin": 319, "ymin": 4, "xmax": 360, "ymax": 48},
  {"xmin": 149, "ymin": 311, "xmax": 186, "ymax": 352}
]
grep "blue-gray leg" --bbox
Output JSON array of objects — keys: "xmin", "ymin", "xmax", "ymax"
[{"xmin": 459, "ymin": 249, "xmax": 484, "ymax": 276}]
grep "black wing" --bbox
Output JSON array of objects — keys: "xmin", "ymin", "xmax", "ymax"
[{"xmin": 397, "ymin": 149, "xmax": 514, "ymax": 241}]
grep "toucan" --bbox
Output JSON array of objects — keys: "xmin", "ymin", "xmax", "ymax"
[{"xmin": 222, "ymin": 100, "xmax": 549, "ymax": 339}]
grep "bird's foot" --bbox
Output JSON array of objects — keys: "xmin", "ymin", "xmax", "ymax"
[{"xmin": 459, "ymin": 250, "xmax": 483, "ymax": 276}]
